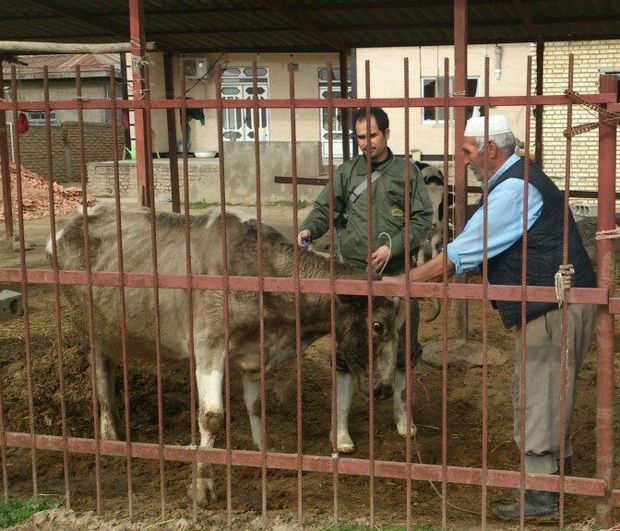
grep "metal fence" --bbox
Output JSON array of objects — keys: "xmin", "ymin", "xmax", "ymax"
[{"xmin": 0, "ymin": 52, "xmax": 618, "ymax": 530}]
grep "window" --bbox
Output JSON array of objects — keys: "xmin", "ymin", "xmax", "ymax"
[
  {"xmin": 220, "ymin": 67, "xmax": 269, "ymax": 142},
  {"xmin": 26, "ymin": 111, "xmax": 57, "ymax": 126},
  {"xmin": 422, "ymin": 77, "xmax": 482, "ymax": 123},
  {"xmin": 318, "ymin": 67, "xmax": 354, "ymax": 158}
]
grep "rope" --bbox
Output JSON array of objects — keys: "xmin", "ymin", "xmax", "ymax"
[
  {"xmin": 377, "ymin": 231, "xmax": 392, "ymax": 275},
  {"xmin": 554, "ymin": 264, "xmax": 574, "ymax": 309}
]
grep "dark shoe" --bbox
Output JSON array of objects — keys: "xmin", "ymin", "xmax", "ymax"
[
  {"xmin": 492, "ymin": 490, "xmax": 558, "ymax": 521},
  {"xmin": 512, "ymin": 456, "xmax": 573, "ymax": 499}
]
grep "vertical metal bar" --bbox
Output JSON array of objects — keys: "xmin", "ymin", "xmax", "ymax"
[
  {"xmin": 109, "ymin": 66, "xmax": 134, "ymax": 520},
  {"xmin": 0, "ymin": 345, "xmax": 7, "ymax": 502},
  {"xmin": 142, "ymin": 65, "xmax": 167, "ymax": 520},
  {"xmin": 74, "ymin": 64, "xmax": 101, "ymax": 513},
  {"xmin": 180, "ymin": 68, "xmax": 200, "ymax": 525},
  {"xmin": 0, "ymin": 64, "xmax": 11, "ymax": 502},
  {"xmin": 363, "ymin": 59, "xmax": 376, "ymax": 529},
  {"xmin": 42, "ymin": 65, "xmax": 71, "ymax": 509},
  {"xmin": 288, "ymin": 61, "xmax": 304, "ymax": 528},
  {"xmin": 251, "ymin": 60, "xmax": 268, "ymax": 529},
  {"xmin": 326, "ymin": 61, "xmax": 340, "ymax": 529},
  {"xmin": 595, "ymin": 73, "xmax": 617, "ymax": 529},
  {"xmin": 534, "ymin": 40, "xmax": 545, "ymax": 167},
  {"xmin": 164, "ymin": 52, "xmax": 180, "ymax": 213},
  {"xmin": 402, "ymin": 57, "xmax": 413, "ymax": 531},
  {"xmin": 441, "ymin": 57, "xmax": 450, "ymax": 531},
  {"xmin": 453, "ymin": 0, "xmax": 469, "ymax": 341},
  {"xmin": 339, "ymin": 50, "xmax": 350, "ymax": 162},
  {"xmin": 518, "ymin": 56, "xmax": 534, "ymax": 531},
  {"xmin": 10, "ymin": 66, "xmax": 38, "ymax": 500},
  {"xmin": 558, "ymin": 53, "xmax": 575, "ymax": 528},
  {"xmin": 128, "ymin": 0, "xmax": 150, "ymax": 207},
  {"xmin": 0, "ymin": 64, "xmax": 13, "ymax": 238},
  {"xmin": 119, "ymin": 53, "xmax": 132, "ymax": 156},
  {"xmin": 479, "ymin": 55, "xmax": 491, "ymax": 529}
]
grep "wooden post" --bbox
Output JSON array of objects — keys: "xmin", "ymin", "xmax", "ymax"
[
  {"xmin": 0, "ymin": 63, "xmax": 13, "ymax": 238},
  {"xmin": 453, "ymin": 0, "xmax": 469, "ymax": 339},
  {"xmin": 129, "ymin": 0, "xmax": 150, "ymax": 207},
  {"xmin": 164, "ymin": 52, "xmax": 180, "ymax": 213}
]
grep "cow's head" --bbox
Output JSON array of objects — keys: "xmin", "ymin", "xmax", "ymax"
[{"xmin": 335, "ymin": 295, "xmax": 404, "ymax": 400}]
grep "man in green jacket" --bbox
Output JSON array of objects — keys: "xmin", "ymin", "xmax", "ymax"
[{"xmin": 298, "ymin": 107, "xmax": 433, "ymax": 453}]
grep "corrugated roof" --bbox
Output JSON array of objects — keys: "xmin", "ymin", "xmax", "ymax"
[{"xmin": 0, "ymin": 0, "xmax": 618, "ymax": 54}]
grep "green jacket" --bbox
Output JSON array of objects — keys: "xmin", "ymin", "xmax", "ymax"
[{"xmin": 301, "ymin": 151, "xmax": 433, "ymax": 276}]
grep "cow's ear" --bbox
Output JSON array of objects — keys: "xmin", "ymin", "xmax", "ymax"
[{"xmin": 393, "ymin": 297, "xmax": 406, "ymax": 330}]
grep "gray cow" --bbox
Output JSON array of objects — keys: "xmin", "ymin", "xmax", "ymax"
[{"xmin": 49, "ymin": 204, "xmax": 406, "ymax": 505}]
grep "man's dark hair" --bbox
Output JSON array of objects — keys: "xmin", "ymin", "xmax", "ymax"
[{"xmin": 352, "ymin": 107, "xmax": 389, "ymax": 134}]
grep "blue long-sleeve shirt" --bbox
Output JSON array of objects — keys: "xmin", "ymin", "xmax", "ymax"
[{"xmin": 446, "ymin": 154, "xmax": 543, "ymax": 275}]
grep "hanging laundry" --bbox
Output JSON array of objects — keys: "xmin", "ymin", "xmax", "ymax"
[{"xmin": 17, "ymin": 112, "xmax": 29, "ymax": 135}]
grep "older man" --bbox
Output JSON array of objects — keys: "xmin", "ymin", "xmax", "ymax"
[
  {"xmin": 388, "ymin": 115, "xmax": 596, "ymax": 520},
  {"xmin": 298, "ymin": 107, "xmax": 433, "ymax": 453}
]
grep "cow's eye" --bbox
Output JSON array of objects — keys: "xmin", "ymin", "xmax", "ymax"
[{"xmin": 372, "ymin": 321, "xmax": 384, "ymax": 334}]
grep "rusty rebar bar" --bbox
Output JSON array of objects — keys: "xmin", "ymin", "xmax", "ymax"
[{"xmin": 42, "ymin": 65, "xmax": 71, "ymax": 509}]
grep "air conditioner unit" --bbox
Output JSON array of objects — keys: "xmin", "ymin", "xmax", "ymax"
[{"xmin": 183, "ymin": 58, "xmax": 209, "ymax": 80}]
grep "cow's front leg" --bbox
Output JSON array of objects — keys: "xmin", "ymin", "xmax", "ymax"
[
  {"xmin": 393, "ymin": 370, "xmax": 417, "ymax": 437},
  {"xmin": 94, "ymin": 347, "xmax": 121, "ymax": 441},
  {"xmin": 190, "ymin": 350, "xmax": 224, "ymax": 506},
  {"xmin": 330, "ymin": 371, "xmax": 355, "ymax": 454},
  {"xmin": 242, "ymin": 372, "xmax": 270, "ymax": 450}
]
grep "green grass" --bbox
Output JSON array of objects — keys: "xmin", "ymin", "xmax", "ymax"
[
  {"xmin": 0, "ymin": 497, "xmax": 62, "ymax": 528},
  {"xmin": 320, "ymin": 523, "xmax": 434, "ymax": 531}
]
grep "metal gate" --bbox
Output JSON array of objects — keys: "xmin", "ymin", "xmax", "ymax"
[{"xmin": 0, "ymin": 51, "xmax": 618, "ymax": 530}]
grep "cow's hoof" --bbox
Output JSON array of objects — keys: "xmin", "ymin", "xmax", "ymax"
[
  {"xmin": 396, "ymin": 418, "xmax": 417, "ymax": 438},
  {"xmin": 100, "ymin": 419, "xmax": 120, "ymax": 441},
  {"xmin": 330, "ymin": 430, "xmax": 356, "ymax": 454},
  {"xmin": 188, "ymin": 478, "xmax": 217, "ymax": 506}
]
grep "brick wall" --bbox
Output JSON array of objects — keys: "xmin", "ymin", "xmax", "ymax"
[
  {"xmin": 531, "ymin": 40, "xmax": 620, "ymax": 196},
  {"xmin": 13, "ymin": 121, "xmax": 125, "ymax": 183}
]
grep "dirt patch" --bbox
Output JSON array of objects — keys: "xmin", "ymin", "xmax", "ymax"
[{"xmin": 0, "ymin": 207, "xmax": 619, "ymax": 530}]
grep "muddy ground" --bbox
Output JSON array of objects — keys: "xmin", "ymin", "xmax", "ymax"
[{"xmin": 0, "ymin": 204, "xmax": 618, "ymax": 530}]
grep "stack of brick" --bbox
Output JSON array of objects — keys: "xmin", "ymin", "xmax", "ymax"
[{"xmin": 0, "ymin": 162, "xmax": 95, "ymax": 221}]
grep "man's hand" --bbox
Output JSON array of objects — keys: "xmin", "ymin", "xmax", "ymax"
[
  {"xmin": 371, "ymin": 245, "xmax": 390, "ymax": 273},
  {"xmin": 298, "ymin": 229, "xmax": 313, "ymax": 250}
]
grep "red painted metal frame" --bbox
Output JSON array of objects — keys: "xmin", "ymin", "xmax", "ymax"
[{"xmin": 595, "ymin": 74, "xmax": 617, "ymax": 528}]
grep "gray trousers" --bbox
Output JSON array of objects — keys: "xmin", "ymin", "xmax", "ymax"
[{"xmin": 513, "ymin": 303, "xmax": 597, "ymax": 474}]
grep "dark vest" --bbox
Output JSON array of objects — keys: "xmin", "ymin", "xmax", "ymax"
[{"xmin": 482, "ymin": 158, "xmax": 595, "ymax": 329}]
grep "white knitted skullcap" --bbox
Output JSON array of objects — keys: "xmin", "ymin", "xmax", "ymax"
[{"xmin": 464, "ymin": 115, "xmax": 512, "ymax": 137}]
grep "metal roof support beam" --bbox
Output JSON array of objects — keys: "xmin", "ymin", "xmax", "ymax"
[
  {"xmin": 129, "ymin": 0, "xmax": 150, "ymax": 208},
  {"xmin": 164, "ymin": 53, "xmax": 180, "ymax": 214},
  {"xmin": 254, "ymin": 0, "xmax": 343, "ymax": 51},
  {"xmin": 0, "ymin": 63, "xmax": 13, "ymax": 238},
  {"xmin": 534, "ymin": 40, "xmax": 544, "ymax": 166},
  {"xmin": 453, "ymin": 0, "xmax": 469, "ymax": 340}
]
